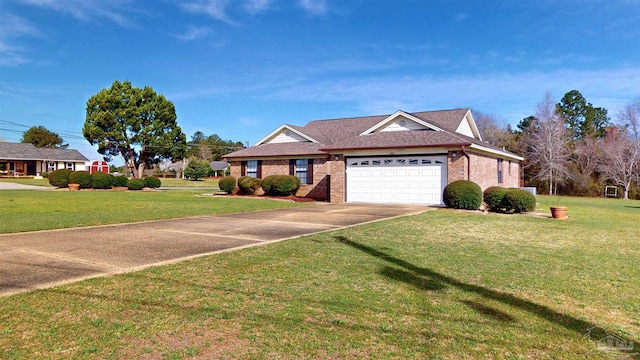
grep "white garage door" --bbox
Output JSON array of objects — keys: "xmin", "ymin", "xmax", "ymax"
[{"xmin": 346, "ymin": 155, "xmax": 447, "ymax": 205}]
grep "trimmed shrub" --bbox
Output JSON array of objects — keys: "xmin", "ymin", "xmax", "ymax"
[
  {"xmin": 48, "ymin": 169, "xmax": 72, "ymax": 188},
  {"xmin": 42, "ymin": 172, "xmax": 49, "ymax": 179},
  {"xmin": 261, "ymin": 175, "xmax": 277, "ymax": 194},
  {"xmin": 91, "ymin": 172, "xmax": 114, "ymax": 189},
  {"xmin": 127, "ymin": 179, "xmax": 145, "ymax": 190},
  {"xmin": 69, "ymin": 171, "xmax": 92, "ymax": 189},
  {"xmin": 218, "ymin": 176, "xmax": 236, "ymax": 193},
  {"xmin": 144, "ymin": 177, "xmax": 162, "ymax": 189},
  {"xmin": 237, "ymin": 176, "xmax": 250, "ymax": 188},
  {"xmin": 483, "ymin": 186, "xmax": 510, "ymax": 212},
  {"xmin": 238, "ymin": 177, "xmax": 262, "ymax": 194},
  {"xmin": 113, "ymin": 175, "xmax": 128, "ymax": 187},
  {"xmin": 502, "ymin": 188, "xmax": 536, "ymax": 213},
  {"xmin": 270, "ymin": 175, "xmax": 301, "ymax": 196},
  {"xmin": 443, "ymin": 180, "xmax": 482, "ymax": 210}
]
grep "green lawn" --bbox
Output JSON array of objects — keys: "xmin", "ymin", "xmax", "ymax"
[
  {"xmin": 1, "ymin": 196, "xmax": 638, "ymax": 359},
  {"xmin": 0, "ymin": 190, "xmax": 305, "ymax": 234},
  {"xmin": 157, "ymin": 177, "xmax": 220, "ymax": 187}
]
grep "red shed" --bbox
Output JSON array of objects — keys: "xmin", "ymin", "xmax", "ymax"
[{"xmin": 88, "ymin": 160, "xmax": 109, "ymax": 174}]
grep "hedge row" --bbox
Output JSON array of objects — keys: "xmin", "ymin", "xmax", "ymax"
[
  {"xmin": 443, "ymin": 181, "xmax": 536, "ymax": 214},
  {"xmin": 216, "ymin": 175, "xmax": 301, "ymax": 197},
  {"xmin": 483, "ymin": 186, "xmax": 536, "ymax": 213},
  {"xmin": 48, "ymin": 169, "xmax": 161, "ymax": 190}
]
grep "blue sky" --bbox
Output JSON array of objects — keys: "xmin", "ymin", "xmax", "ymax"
[{"xmin": 1, "ymin": 0, "xmax": 639, "ymax": 163}]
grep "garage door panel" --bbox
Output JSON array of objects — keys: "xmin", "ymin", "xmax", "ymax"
[{"xmin": 347, "ymin": 155, "xmax": 446, "ymax": 205}]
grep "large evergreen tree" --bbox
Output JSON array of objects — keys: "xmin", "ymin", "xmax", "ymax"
[
  {"xmin": 557, "ymin": 90, "xmax": 611, "ymax": 139},
  {"xmin": 83, "ymin": 80, "xmax": 187, "ymax": 178}
]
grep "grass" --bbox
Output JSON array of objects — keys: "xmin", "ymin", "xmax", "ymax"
[
  {"xmin": 1, "ymin": 196, "xmax": 639, "ymax": 359},
  {"xmin": 0, "ymin": 190, "xmax": 307, "ymax": 234},
  {"xmin": 157, "ymin": 177, "xmax": 220, "ymax": 187}
]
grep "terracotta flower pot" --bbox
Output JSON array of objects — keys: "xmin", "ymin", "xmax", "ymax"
[
  {"xmin": 68, "ymin": 183, "xmax": 80, "ymax": 191},
  {"xmin": 550, "ymin": 206, "xmax": 568, "ymax": 220}
]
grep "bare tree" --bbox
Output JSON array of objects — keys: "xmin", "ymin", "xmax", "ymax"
[
  {"xmin": 473, "ymin": 110, "xmax": 517, "ymax": 151},
  {"xmin": 598, "ymin": 129, "xmax": 640, "ymax": 199},
  {"xmin": 526, "ymin": 93, "xmax": 573, "ymax": 195},
  {"xmin": 159, "ymin": 159, "xmax": 185, "ymax": 179},
  {"xmin": 617, "ymin": 97, "xmax": 640, "ymax": 139}
]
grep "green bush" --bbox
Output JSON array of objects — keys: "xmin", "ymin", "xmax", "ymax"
[
  {"xmin": 238, "ymin": 177, "xmax": 262, "ymax": 194},
  {"xmin": 127, "ymin": 179, "xmax": 145, "ymax": 190},
  {"xmin": 113, "ymin": 175, "xmax": 128, "ymax": 187},
  {"xmin": 443, "ymin": 180, "xmax": 482, "ymax": 210},
  {"xmin": 184, "ymin": 158, "xmax": 210, "ymax": 181},
  {"xmin": 91, "ymin": 172, "xmax": 114, "ymax": 189},
  {"xmin": 270, "ymin": 175, "xmax": 301, "ymax": 196},
  {"xmin": 42, "ymin": 172, "xmax": 49, "ymax": 179},
  {"xmin": 237, "ymin": 176, "xmax": 250, "ymax": 188},
  {"xmin": 261, "ymin": 175, "xmax": 277, "ymax": 194},
  {"xmin": 144, "ymin": 177, "xmax": 162, "ymax": 189},
  {"xmin": 218, "ymin": 176, "xmax": 236, "ymax": 193},
  {"xmin": 502, "ymin": 188, "xmax": 536, "ymax": 213},
  {"xmin": 69, "ymin": 171, "xmax": 92, "ymax": 189},
  {"xmin": 483, "ymin": 186, "xmax": 510, "ymax": 212},
  {"xmin": 48, "ymin": 169, "xmax": 72, "ymax": 188}
]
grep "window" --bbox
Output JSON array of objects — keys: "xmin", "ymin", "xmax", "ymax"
[
  {"xmin": 295, "ymin": 159, "xmax": 309, "ymax": 184},
  {"xmin": 48, "ymin": 162, "xmax": 56, "ymax": 172},
  {"xmin": 65, "ymin": 162, "xmax": 74, "ymax": 170},
  {"xmin": 246, "ymin": 160, "xmax": 258, "ymax": 178},
  {"xmin": 290, "ymin": 159, "xmax": 313, "ymax": 184},
  {"xmin": 497, "ymin": 159, "xmax": 504, "ymax": 184}
]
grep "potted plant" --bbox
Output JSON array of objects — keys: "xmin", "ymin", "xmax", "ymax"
[
  {"xmin": 68, "ymin": 183, "xmax": 80, "ymax": 191},
  {"xmin": 549, "ymin": 197, "xmax": 567, "ymax": 219}
]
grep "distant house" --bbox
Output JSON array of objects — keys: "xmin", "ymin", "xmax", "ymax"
[
  {"xmin": 0, "ymin": 142, "xmax": 89, "ymax": 177},
  {"xmin": 209, "ymin": 160, "xmax": 229, "ymax": 177},
  {"xmin": 223, "ymin": 109, "xmax": 523, "ymax": 205}
]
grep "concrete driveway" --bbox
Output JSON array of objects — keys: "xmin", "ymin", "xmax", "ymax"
[
  {"xmin": 0, "ymin": 181, "xmax": 52, "ymax": 190},
  {"xmin": 0, "ymin": 203, "xmax": 430, "ymax": 297}
]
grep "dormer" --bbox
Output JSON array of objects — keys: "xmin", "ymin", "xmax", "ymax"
[
  {"xmin": 360, "ymin": 111, "xmax": 443, "ymax": 135},
  {"xmin": 255, "ymin": 124, "xmax": 318, "ymax": 146}
]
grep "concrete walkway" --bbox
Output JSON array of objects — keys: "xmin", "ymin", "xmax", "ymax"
[{"xmin": 0, "ymin": 203, "xmax": 431, "ymax": 297}]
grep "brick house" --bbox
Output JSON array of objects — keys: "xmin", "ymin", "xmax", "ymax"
[{"xmin": 223, "ymin": 109, "xmax": 523, "ymax": 205}]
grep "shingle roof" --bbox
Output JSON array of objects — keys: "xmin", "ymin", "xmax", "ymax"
[
  {"xmin": 223, "ymin": 109, "xmax": 519, "ymax": 159},
  {"xmin": 0, "ymin": 142, "xmax": 89, "ymax": 162}
]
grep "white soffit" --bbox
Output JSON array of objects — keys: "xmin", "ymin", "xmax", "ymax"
[
  {"xmin": 255, "ymin": 125, "xmax": 318, "ymax": 146},
  {"xmin": 360, "ymin": 111, "xmax": 444, "ymax": 135}
]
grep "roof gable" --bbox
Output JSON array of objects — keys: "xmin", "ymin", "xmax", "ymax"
[
  {"xmin": 255, "ymin": 124, "xmax": 318, "ymax": 146},
  {"xmin": 360, "ymin": 111, "xmax": 443, "ymax": 135},
  {"xmin": 0, "ymin": 142, "xmax": 89, "ymax": 162},
  {"xmin": 455, "ymin": 110, "xmax": 482, "ymax": 140}
]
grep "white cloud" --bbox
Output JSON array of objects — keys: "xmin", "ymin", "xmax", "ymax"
[
  {"xmin": 20, "ymin": 0, "xmax": 136, "ymax": 28},
  {"xmin": 244, "ymin": 0, "xmax": 271, "ymax": 14},
  {"xmin": 0, "ymin": 14, "xmax": 41, "ymax": 66},
  {"xmin": 176, "ymin": 26, "xmax": 211, "ymax": 41},
  {"xmin": 299, "ymin": 0, "xmax": 327, "ymax": 15},
  {"xmin": 181, "ymin": 0, "xmax": 236, "ymax": 24}
]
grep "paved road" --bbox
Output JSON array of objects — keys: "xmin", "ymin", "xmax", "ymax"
[
  {"xmin": 0, "ymin": 181, "xmax": 52, "ymax": 190},
  {"xmin": 0, "ymin": 203, "xmax": 431, "ymax": 297}
]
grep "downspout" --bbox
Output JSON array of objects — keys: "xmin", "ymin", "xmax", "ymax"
[{"xmin": 461, "ymin": 145, "xmax": 471, "ymax": 181}]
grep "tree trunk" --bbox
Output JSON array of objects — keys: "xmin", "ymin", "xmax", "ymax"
[
  {"xmin": 624, "ymin": 181, "xmax": 630, "ymax": 200},
  {"xmin": 136, "ymin": 163, "xmax": 145, "ymax": 179}
]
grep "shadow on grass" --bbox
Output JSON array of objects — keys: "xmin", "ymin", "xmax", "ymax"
[{"xmin": 335, "ymin": 235, "xmax": 635, "ymax": 342}]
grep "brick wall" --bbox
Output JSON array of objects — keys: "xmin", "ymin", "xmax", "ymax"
[
  {"xmin": 447, "ymin": 150, "xmax": 467, "ymax": 182},
  {"xmin": 228, "ymin": 158, "xmax": 330, "ymax": 201},
  {"xmin": 327, "ymin": 155, "xmax": 345, "ymax": 203},
  {"xmin": 468, "ymin": 152, "xmax": 520, "ymax": 190}
]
